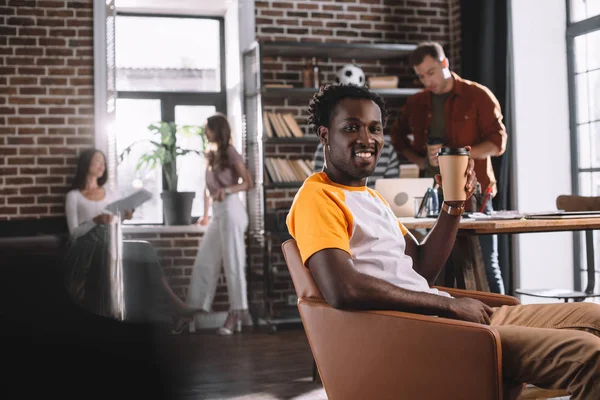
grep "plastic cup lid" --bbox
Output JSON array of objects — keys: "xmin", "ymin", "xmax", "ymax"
[{"xmin": 437, "ymin": 147, "xmax": 470, "ymax": 156}]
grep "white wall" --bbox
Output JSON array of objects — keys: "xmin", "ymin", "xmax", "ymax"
[
  {"xmin": 238, "ymin": 0, "xmax": 255, "ymax": 57},
  {"xmin": 510, "ymin": 0, "xmax": 573, "ymax": 302},
  {"xmin": 225, "ymin": 0, "xmax": 243, "ymax": 153}
]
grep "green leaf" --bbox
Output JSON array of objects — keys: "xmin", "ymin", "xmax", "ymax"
[{"xmin": 119, "ymin": 120, "xmax": 207, "ymax": 190}]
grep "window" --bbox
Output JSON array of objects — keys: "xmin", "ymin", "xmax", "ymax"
[
  {"xmin": 115, "ymin": 16, "xmax": 222, "ymax": 92},
  {"xmin": 114, "ymin": 13, "xmax": 226, "ymax": 224},
  {"xmin": 567, "ymin": 0, "xmax": 600, "ymax": 289},
  {"xmin": 570, "ymin": 0, "xmax": 600, "ymax": 23}
]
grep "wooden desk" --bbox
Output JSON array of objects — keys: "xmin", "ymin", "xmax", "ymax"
[
  {"xmin": 399, "ymin": 217, "xmax": 600, "ymax": 292},
  {"xmin": 400, "ymin": 217, "xmax": 600, "ymax": 235}
]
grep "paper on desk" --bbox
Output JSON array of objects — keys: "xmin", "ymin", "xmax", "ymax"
[
  {"xmin": 104, "ymin": 189, "xmax": 153, "ymax": 215},
  {"xmin": 467, "ymin": 211, "xmax": 525, "ymax": 220}
]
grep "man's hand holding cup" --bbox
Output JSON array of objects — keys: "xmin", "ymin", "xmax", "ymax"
[
  {"xmin": 434, "ymin": 145, "xmax": 477, "ymax": 208},
  {"xmin": 426, "ymin": 138, "xmax": 444, "ymax": 167}
]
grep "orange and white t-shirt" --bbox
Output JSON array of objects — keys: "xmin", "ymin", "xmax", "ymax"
[{"xmin": 286, "ymin": 172, "xmax": 450, "ymax": 298}]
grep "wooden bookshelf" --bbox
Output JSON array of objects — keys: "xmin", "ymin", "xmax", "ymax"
[
  {"xmin": 247, "ymin": 87, "xmax": 421, "ymax": 100},
  {"xmin": 264, "ymin": 182, "xmax": 304, "ymax": 189},
  {"xmin": 242, "ymin": 39, "xmax": 417, "ymax": 331},
  {"xmin": 249, "ymin": 88, "xmax": 423, "ymax": 100},
  {"xmin": 258, "ymin": 40, "xmax": 416, "ymax": 60},
  {"xmin": 265, "ymin": 136, "xmax": 319, "ymax": 144}
]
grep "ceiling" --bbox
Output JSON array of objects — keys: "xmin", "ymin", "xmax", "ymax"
[{"xmin": 115, "ymin": 0, "xmax": 236, "ymax": 16}]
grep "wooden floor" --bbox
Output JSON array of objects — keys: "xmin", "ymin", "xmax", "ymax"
[
  {"xmin": 159, "ymin": 327, "xmax": 571, "ymax": 400},
  {"xmin": 163, "ymin": 326, "xmax": 327, "ymax": 400}
]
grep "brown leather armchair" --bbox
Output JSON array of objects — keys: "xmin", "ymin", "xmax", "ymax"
[{"xmin": 282, "ymin": 239, "xmax": 528, "ymax": 400}]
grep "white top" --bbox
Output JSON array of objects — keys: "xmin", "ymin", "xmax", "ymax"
[
  {"xmin": 287, "ymin": 172, "xmax": 451, "ymax": 299},
  {"xmin": 65, "ymin": 187, "xmax": 118, "ymax": 239}
]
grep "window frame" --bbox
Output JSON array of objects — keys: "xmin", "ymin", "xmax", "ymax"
[
  {"xmin": 115, "ymin": 12, "xmax": 227, "ymax": 225},
  {"xmin": 566, "ymin": 2, "xmax": 600, "ymax": 290}
]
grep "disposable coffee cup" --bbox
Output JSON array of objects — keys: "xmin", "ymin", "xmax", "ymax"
[
  {"xmin": 437, "ymin": 147, "xmax": 470, "ymax": 202},
  {"xmin": 426, "ymin": 138, "xmax": 444, "ymax": 167}
]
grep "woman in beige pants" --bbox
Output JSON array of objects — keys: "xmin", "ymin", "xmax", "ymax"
[{"xmin": 174, "ymin": 113, "xmax": 253, "ymax": 335}]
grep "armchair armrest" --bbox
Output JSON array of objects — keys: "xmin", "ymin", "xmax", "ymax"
[
  {"xmin": 432, "ymin": 286, "xmax": 520, "ymax": 307},
  {"xmin": 299, "ymin": 298, "xmax": 504, "ymax": 400}
]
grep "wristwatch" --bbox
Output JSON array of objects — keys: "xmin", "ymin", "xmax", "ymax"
[
  {"xmin": 224, "ymin": 188, "xmax": 232, "ymax": 196},
  {"xmin": 442, "ymin": 201, "xmax": 465, "ymax": 216}
]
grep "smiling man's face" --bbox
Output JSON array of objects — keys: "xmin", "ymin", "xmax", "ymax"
[{"xmin": 318, "ymin": 97, "xmax": 384, "ymax": 187}]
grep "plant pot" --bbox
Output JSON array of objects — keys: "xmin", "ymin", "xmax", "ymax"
[{"xmin": 160, "ymin": 191, "xmax": 196, "ymax": 225}]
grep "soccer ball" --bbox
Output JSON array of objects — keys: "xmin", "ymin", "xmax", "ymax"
[{"xmin": 336, "ymin": 64, "xmax": 365, "ymax": 86}]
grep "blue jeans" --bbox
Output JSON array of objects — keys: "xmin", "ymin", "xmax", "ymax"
[{"xmin": 479, "ymin": 202, "xmax": 505, "ymax": 294}]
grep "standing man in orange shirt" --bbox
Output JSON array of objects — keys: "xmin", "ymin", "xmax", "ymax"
[{"xmin": 390, "ymin": 42, "xmax": 508, "ymax": 294}]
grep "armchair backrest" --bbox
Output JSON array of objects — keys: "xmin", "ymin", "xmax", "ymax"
[
  {"xmin": 281, "ymin": 239, "xmax": 323, "ymax": 300},
  {"xmin": 556, "ymin": 194, "xmax": 600, "ymax": 212}
]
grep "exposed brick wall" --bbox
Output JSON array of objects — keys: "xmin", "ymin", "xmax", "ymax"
[
  {"xmin": 256, "ymin": 0, "xmax": 457, "ymax": 85},
  {"xmin": 251, "ymin": 0, "xmax": 462, "ymax": 318},
  {"xmin": 448, "ymin": 0, "xmax": 461, "ymax": 73},
  {"xmin": 0, "ymin": 0, "xmax": 94, "ymax": 221}
]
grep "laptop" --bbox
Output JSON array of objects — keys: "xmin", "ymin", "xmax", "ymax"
[
  {"xmin": 375, "ymin": 178, "xmax": 434, "ymax": 217},
  {"xmin": 525, "ymin": 210, "xmax": 600, "ymax": 219}
]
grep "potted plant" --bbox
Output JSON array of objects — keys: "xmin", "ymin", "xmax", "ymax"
[{"xmin": 119, "ymin": 121, "xmax": 207, "ymax": 225}]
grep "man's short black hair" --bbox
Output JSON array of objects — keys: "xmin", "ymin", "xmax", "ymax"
[
  {"xmin": 409, "ymin": 41, "xmax": 446, "ymax": 67},
  {"xmin": 307, "ymin": 83, "xmax": 389, "ymax": 134}
]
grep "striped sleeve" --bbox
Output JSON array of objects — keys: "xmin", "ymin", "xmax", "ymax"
[{"xmin": 383, "ymin": 144, "xmax": 400, "ymax": 178}]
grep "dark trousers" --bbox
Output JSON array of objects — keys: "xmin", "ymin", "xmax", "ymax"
[
  {"xmin": 63, "ymin": 226, "xmax": 171, "ymax": 323},
  {"xmin": 479, "ymin": 201, "xmax": 505, "ymax": 294}
]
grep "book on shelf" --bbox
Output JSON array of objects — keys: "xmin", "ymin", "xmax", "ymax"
[
  {"xmin": 367, "ymin": 75, "xmax": 399, "ymax": 89},
  {"xmin": 263, "ymin": 111, "xmax": 304, "ymax": 138},
  {"xmin": 264, "ymin": 157, "xmax": 314, "ymax": 183}
]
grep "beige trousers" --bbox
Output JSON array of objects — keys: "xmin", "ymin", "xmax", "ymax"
[{"xmin": 490, "ymin": 302, "xmax": 600, "ymax": 399}]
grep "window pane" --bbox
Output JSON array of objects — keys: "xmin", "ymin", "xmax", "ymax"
[
  {"xmin": 579, "ymin": 172, "xmax": 593, "ymax": 195},
  {"xmin": 590, "ymin": 69, "xmax": 600, "ymax": 121},
  {"xmin": 174, "ymin": 105, "xmax": 216, "ymax": 217},
  {"xmin": 593, "ymin": 122, "xmax": 600, "ymax": 168},
  {"xmin": 587, "ymin": 29, "xmax": 600, "ymax": 71},
  {"xmin": 579, "ymin": 124, "xmax": 592, "ymax": 168},
  {"xmin": 570, "ymin": 0, "xmax": 587, "ymax": 22},
  {"xmin": 570, "ymin": 0, "xmax": 600, "ymax": 22},
  {"xmin": 116, "ymin": 99, "xmax": 163, "ymax": 224},
  {"xmin": 175, "ymin": 106, "xmax": 215, "ymax": 126},
  {"xmin": 576, "ymin": 73, "xmax": 590, "ymax": 123},
  {"xmin": 594, "ymin": 172, "xmax": 600, "ymax": 195},
  {"xmin": 578, "ymin": 171, "xmax": 600, "ymax": 200},
  {"xmin": 115, "ymin": 16, "xmax": 221, "ymax": 92},
  {"xmin": 574, "ymin": 34, "xmax": 588, "ymax": 73},
  {"xmin": 588, "ymin": 0, "xmax": 600, "ymax": 20}
]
